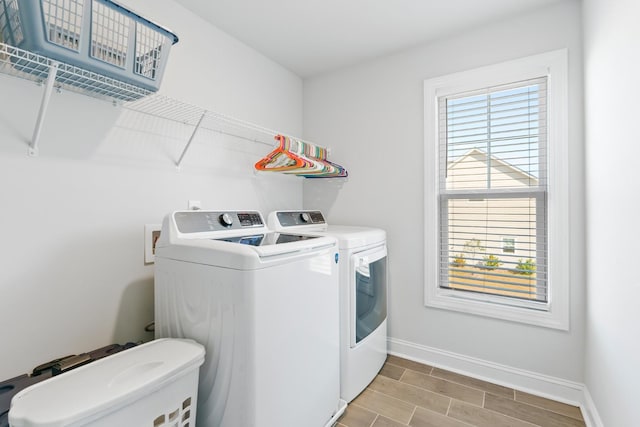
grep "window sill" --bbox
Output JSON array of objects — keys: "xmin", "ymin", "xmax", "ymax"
[{"xmin": 425, "ymin": 286, "xmax": 568, "ymax": 330}]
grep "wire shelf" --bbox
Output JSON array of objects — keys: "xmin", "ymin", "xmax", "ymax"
[
  {"xmin": 0, "ymin": 41, "xmax": 151, "ymax": 102},
  {"xmin": 124, "ymin": 94, "xmax": 309, "ymax": 148},
  {"xmin": 124, "ymin": 94, "xmax": 311, "ymax": 167},
  {"xmin": 0, "ymin": 41, "xmax": 334, "ymax": 172},
  {"xmin": 124, "ymin": 95, "xmax": 340, "ymax": 169}
]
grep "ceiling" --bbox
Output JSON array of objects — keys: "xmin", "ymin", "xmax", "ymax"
[{"xmin": 178, "ymin": 0, "xmax": 567, "ymax": 78}]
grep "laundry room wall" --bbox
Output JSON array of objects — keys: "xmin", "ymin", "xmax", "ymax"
[
  {"xmin": 303, "ymin": 0, "xmax": 585, "ymax": 387},
  {"xmin": 583, "ymin": 0, "xmax": 640, "ymax": 424},
  {"xmin": 0, "ymin": 0, "xmax": 303, "ymax": 380}
]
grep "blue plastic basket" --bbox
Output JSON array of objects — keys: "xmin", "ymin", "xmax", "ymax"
[{"xmin": 0, "ymin": 0, "xmax": 178, "ymax": 92}]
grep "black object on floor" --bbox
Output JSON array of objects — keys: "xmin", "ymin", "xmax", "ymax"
[{"xmin": 0, "ymin": 342, "xmax": 137, "ymax": 427}]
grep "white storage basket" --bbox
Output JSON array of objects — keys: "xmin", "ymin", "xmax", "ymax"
[{"xmin": 8, "ymin": 339, "xmax": 204, "ymax": 427}]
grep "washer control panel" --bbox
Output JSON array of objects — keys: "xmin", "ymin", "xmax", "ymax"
[
  {"xmin": 174, "ymin": 211, "xmax": 264, "ymax": 233},
  {"xmin": 275, "ymin": 211, "xmax": 326, "ymax": 228}
]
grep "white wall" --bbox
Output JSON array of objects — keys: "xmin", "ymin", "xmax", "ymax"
[
  {"xmin": 0, "ymin": 0, "xmax": 303, "ymax": 380},
  {"xmin": 583, "ymin": 0, "xmax": 640, "ymax": 424},
  {"xmin": 304, "ymin": 0, "xmax": 585, "ymax": 383}
]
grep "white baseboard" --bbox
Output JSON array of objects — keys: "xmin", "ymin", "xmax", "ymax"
[
  {"xmin": 581, "ymin": 387, "xmax": 605, "ymax": 427},
  {"xmin": 387, "ymin": 337, "xmax": 603, "ymax": 427}
]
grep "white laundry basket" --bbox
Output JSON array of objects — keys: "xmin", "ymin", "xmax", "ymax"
[{"xmin": 8, "ymin": 338, "xmax": 205, "ymax": 427}]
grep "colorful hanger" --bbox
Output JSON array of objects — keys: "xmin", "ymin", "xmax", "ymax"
[
  {"xmin": 255, "ymin": 135, "xmax": 348, "ymax": 178},
  {"xmin": 254, "ymin": 135, "xmax": 314, "ymax": 172}
]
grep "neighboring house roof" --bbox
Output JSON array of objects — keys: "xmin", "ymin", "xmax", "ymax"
[{"xmin": 447, "ymin": 148, "xmax": 538, "ymax": 186}]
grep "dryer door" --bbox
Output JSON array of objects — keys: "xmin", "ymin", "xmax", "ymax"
[{"xmin": 350, "ymin": 244, "xmax": 387, "ymax": 347}]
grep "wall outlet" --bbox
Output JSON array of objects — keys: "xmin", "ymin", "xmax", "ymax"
[{"xmin": 144, "ymin": 224, "xmax": 162, "ymax": 264}]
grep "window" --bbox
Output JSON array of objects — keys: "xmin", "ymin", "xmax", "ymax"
[
  {"xmin": 502, "ymin": 238, "xmax": 516, "ymax": 254},
  {"xmin": 424, "ymin": 50, "xmax": 569, "ymax": 329},
  {"xmin": 441, "ymin": 77, "xmax": 547, "ymax": 302}
]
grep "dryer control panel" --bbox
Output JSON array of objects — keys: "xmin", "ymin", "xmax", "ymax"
[
  {"xmin": 274, "ymin": 211, "xmax": 326, "ymax": 228},
  {"xmin": 174, "ymin": 210, "xmax": 264, "ymax": 233}
]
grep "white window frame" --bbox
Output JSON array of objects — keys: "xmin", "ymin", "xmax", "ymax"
[{"xmin": 424, "ymin": 50, "xmax": 569, "ymax": 330}]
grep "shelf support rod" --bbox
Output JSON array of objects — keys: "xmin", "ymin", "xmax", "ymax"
[
  {"xmin": 176, "ymin": 111, "xmax": 206, "ymax": 168},
  {"xmin": 29, "ymin": 61, "xmax": 59, "ymax": 157}
]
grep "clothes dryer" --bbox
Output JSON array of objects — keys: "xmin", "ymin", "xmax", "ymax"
[
  {"xmin": 268, "ymin": 210, "xmax": 388, "ymax": 402},
  {"xmin": 154, "ymin": 210, "xmax": 346, "ymax": 427}
]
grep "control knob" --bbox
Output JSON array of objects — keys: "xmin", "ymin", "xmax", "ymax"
[
  {"xmin": 300, "ymin": 212, "xmax": 312, "ymax": 223},
  {"xmin": 219, "ymin": 213, "xmax": 234, "ymax": 227}
]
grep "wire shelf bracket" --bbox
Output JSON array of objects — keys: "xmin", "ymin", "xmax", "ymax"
[
  {"xmin": 0, "ymin": 42, "xmax": 152, "ymax": 156},
  {"xmin": 29, "ymin": 61, "xmax": 58, "ymax": 156},
  {"xmin": 176, "ymin": 111, "xmax": 206, "ymax": 168}
]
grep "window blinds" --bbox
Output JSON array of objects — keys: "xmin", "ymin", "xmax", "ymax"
[{"xmin": 438, "ymin": 77, "xmax": 548, "ymax": 303}]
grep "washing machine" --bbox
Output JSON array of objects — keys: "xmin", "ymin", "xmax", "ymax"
[
  {"xmin": 154, "ymin": 210, "xmax": 347, "ymax": 427},
  {"xmin": 268, "ymin": 210, "xmax": 388, "ymax": 403}
]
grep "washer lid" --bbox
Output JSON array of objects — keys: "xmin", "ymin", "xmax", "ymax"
[
  {"xmin": 268, "ymin": 211, "xmax": 386, "ymax": 249},
  {"xmin": 9, "ymin": 339, "xmax": 205, "ymax": 427},
  {"xmin": 155, "ymin": 233, "xmax": 337, "ymax": 268},
  {"xmin": 215, "ymin": 232, "xmax": 321, "ymax": 246},
  {"xmin": 155, "ymin": 211, "xmax": 337, "ymax": 268}
]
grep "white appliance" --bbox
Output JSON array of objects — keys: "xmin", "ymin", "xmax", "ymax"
[
  {"xmin": 154, "ymin": 210, "xmax": 346, "ymax": 427},
  {"xmin": 9, "ymin": 339, "xmax": 205, "ymax": 427},
  {"xmin": 268, "ymin": 210, "xmax": 388, "ymax": 403}
]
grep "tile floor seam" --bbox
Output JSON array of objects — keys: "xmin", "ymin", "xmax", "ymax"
[
  {"xmin": 513, "ymin": 395, "xmax": 585, "ymax": 421},
  {"xmin": 386, "ymin": 362, "xmax": 430, "ymax": 379},
  {"xmin": 398, "ymin": 370, "xmax": 486, "ymax": 407},
  {"xmin": 449, "ymin": 399, "xmax": 544, "ymax": 427},
  {"xmin": 345, "ymin": 402, "xmax": 379, "ymax": 427},
  {"xmin": 450, "ymin": 414, "xmax": 481, "ymax": 427},
  {"xmin": 369, "ymin": 385, "xmax": 456, "ymax": 420},
  {"xmin": 365, "ymin": 388, "xmax": 420, "ymax": 425},
  {"xmin": 438, "ymin": 379, "xmax": 493, "ymax": 396},
  {"xmin": 431, "ymin": 374, "xmax": 513, "ymax": 398},
  {"xmin": 445, "ymin": 397, "xmax": 452, "ymax": 416},
  {"xmin": 368, "ymin": 413, "xmax": 379, "ymax": 427},
  {"xmin": 428, "ymin": 371, "xmax": 482, "ymax": 391},
  {"xmin": 482, "ymin": 397, "xmax": 573, "ymax": 427},
  {"xmin": 416, "ymin": 405, "xmax": 477, "ymax": 427},
  {"xmin": 486, "ymin": 408, "xmax": 543, "ymax": 427},
  {"xmin": 450, "ymin": 408, "xmax": 542, "ymax": 427},
  {"xmin": 376, "ymin": 373, "xmax": 458, "ymax": 406},
  {"xmin": 521, "ymin": 402, "xmax": 584, "ymax": 422},
  {"xmin": 386, "ymin": 360, "xmax": 434, "ymax": 376},
  {"xmin": 488, "ymin": 393, "xmax": 587, "ymax": 426},
  {"xmin": 408, "ymin": 405, "xmax": 417, "ymax": 425},
  {"xmin": 482, "ymin": 391, "xmax": 486, "ymax": 408},
  {"xmin": 397, "ymin": 368, "xmax": 407, "ymax": 382}
]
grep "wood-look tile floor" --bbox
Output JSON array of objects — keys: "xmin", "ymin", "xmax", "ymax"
[{"xmin": 336, "ymin": 355, "xmax": 586, "ymax": 427}]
